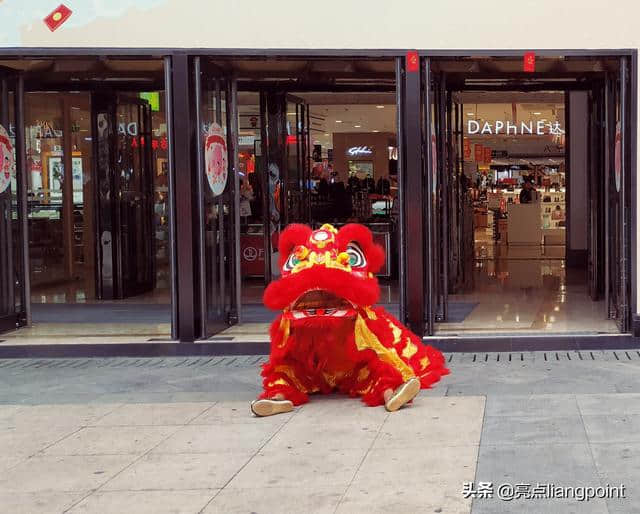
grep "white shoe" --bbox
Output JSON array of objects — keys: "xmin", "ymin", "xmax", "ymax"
[
  {"xmin": 385, "ymin": 378, "xmax": 420, "ymax": 412},
  {"xmin": 251, "ymin": 399, "xmax": 294, "ymax": 417}
]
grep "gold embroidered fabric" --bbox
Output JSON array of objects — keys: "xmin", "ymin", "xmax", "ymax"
[{"xmin": 354, "ymin": 314, "xmax": 415, "ymax": 382}]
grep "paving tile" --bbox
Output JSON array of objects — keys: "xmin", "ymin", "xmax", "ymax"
[
  {"xmin": 0, "ymin": 491, "xmax": 84, "ymax": 514},
  {"xmin": 336, "ymin": 481, "xmax": 469, "ymax": 514},
  {"xmin": 0, "ymin": 403, "xmax": 120, "ymax": 428},
  {"xmin": 472, "ymin": 498, "xmax": 608, "ymax": 513},
  {"xmin": 190, "ymin": 400, "xmax": 293, "ymax": 425},
  {"xmin": 227, "ymin": 446, "xmax": 366, "ymax": 489},
  {"xmin": 481, "ymin": 415, "xmax": 588, "ymax": 445},
  {"xmin": 0, "ymin": 404, "xmax": 24, "ymax": 422},
  {"xmin": 68, "ymin": 490, "xmax": 217, "ymax": 514},
  {"xmin": 151, "ymin": 422, "xmax": 280, "ymax": 454},
  {"xmin": 475, "ymin": 443, "xmax": 600, "ymax": 488},
  {"xmin": 374, "ymin": 396, "xmax": 485, "ymax": 449},
  {"xmin": 42, "ymin": 426, "xmax": 177, "ymax": 455},
  {"xmin": 92, "ymin": 402, "xmax": 214, "ymax": 426},
  {"xmin": 590, "ymin": 443, "xmax": 640, "ymax": 514},
  {"xmin": 266, "ymin": 415, "xmax": 382, "ymax": 451},
  {"xmin": 583, "ymin": 414, "xmax": 640, "ymax": 443},
  {"xmin": 102, "ymin": 451, "xmax": 254, "ymax": 491},
  {"xmin": 485, "ymin": 394, "xmax": 579, "ymax": 417},
  {"xmin": 0, "ymin": 455, "xmax": 136, "ymax": 492},
  {"xmin": 295, "ymin": 396, "xmax": 389, "ymax": 423},
  {"xmin": 0, "ymin": 454, "xmax": 28, "ymax": 473},
  {"xmin": 0, "ymin": 424, "xmax": 81, "ymax": 459},
  {"xmin": 203, "ymin": 486, "xmax": 342, "ymax": 514},
  {"xmin": 352, "ymin": 445, "xmax": 478, "ymax": 486},
  {"xmin": 578, "ymin": 393, "xmax": 640, "ymax": 415}
]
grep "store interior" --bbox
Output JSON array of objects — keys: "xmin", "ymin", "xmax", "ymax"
[
  {"xmin": 433, "ymin": 90, "xmax": 618, "ymax": 334},
  {"xmin": 235, "ymin": 91, "xmax": 401, "ymax": 320},
  {"xmin": 0, "ymin": 57, "xmax": 172, "ymax": 339}
]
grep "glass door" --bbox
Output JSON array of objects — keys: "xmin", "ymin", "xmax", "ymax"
[
  {"xmin": 92, "ymin": 92, "xmax": 155, "ymax": 299},
  {"xmin": 606, "ymin": 58, "xmax": 632, "ymax": 331},
  {"xmin": 196, "ymin": 58, "xmax": 240, "ymax": 337},
  {"xmin": 285, "ymin": 94, "xmax": 310, "ymax": 224},
  {"xmin": 0, "ymin": 69, "xmax": 27, "ymax": 333},
  {"xmin": 115, "ymin": 95, "xmax": 155, "ymax": 298},
  {"xmin": 587, "ymin": 81, "xmax": 605, "ymax": 301},
  {"xmin": 423, "ymin": 61, "xmax": 451, "ymax": 335}
]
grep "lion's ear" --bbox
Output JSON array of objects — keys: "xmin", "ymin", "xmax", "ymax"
[
  {"xmin": 277, "ymin": 224, "xmax": 312, "ymax": 267},
  {"xmin": 336, "ymin": 223, "xmax": 385, "ymax": 273}
]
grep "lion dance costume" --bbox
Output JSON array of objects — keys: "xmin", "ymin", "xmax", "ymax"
[{"xmin": 251, "ymin": 223, "xmax": 449, "ymax": 417}]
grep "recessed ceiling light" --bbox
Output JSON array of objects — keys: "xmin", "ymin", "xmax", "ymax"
[
  {"xmin": 376, "ymin": 105, "xmax": 385, "ymax": 109},
  {"xmin": 354, "ymin": 125, "xmax": 361, "ymax": 128},
  {"xmin": 467, "ymin": 112, "xmax": 475, "ymax": 116},
  {"xmin": 335, "ymin": 120, "xmax": 342, "ymax": 123},
  {"xmin": 533, "ymin": 112, "xmax": 541, "ymax": 115},
  {"xmin": 373, "ymin": 130, "xmax": 380, "ymax": 133}
]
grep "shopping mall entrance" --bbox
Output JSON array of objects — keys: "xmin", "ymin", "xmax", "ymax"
[
  {"xmin": 422, "ymin": 55, "xmax": 634, "ymax": 337},
  {"xmin": 194, "ymin": 57, "xmax": 401, "ymax": 339},
  {"xmin": 0, "ymin": 58, "xmax": 172, "ymax": 341}
]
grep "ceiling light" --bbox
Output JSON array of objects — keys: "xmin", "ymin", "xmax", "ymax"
[
  {"xmin": 354, "ymin": 125, "xmax": 361, "ymax": 128},
  {"xmin": 335, "ymin": 120, "xmax": 342, "ymax": 123},
  {"xmin": 324, "ymin": 133, "xmax": 329, "ymax": 136},
  {"xmin": 467, "ymin": 112, "xmax": 475, "ymax": 116},
  {"xmin": 376, "ymin": 105, "xmax": 385, "ymax": 109},
  {"xmin": 533, "ymin": 112, "xmax": 541, "ymax": 115},
  {"xmin": 373, "ymin": 130, "xmax": 380, "ymax": 133}
]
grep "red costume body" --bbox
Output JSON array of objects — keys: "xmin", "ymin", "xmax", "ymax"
[{"xmin": 259, "ymin": 223, "xmax": 449, "ymax": 408}]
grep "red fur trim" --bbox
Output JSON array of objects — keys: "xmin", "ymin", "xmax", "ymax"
[
  {"xmin": 263, "ymin": 265, "xmax": 380, "ymax": 310},
  {"xmin": 277, "ymin": 224, "xmax": 313, "ymax": 267},
  {"xmin": 337, "ymin": 223, "xmax": 385, "ymax": 273}
]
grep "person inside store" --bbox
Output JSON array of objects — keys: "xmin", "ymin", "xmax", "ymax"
[{"xmin": 519, "ymin": 177, "xmax": 537, "ymax": 204}]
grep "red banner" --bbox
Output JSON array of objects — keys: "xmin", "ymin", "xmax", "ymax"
[
  {"xmin": 474, "ymin": 144, "xmax": 484, "ymax": 162},
  {"xmin": 523, "ymin": 51, "xmax": 536, "ymax": 72},
  {"xmin": 406, "ymin": 51, "xmax": 419, "ymax": 73},
  {"xmin": 241, "ymin": 234, "xmax": 266, "ymax": 276},
  {"xmin": 484, "ymin": 147, "xmax": 492, "ymax": 164},
  {"xmin": 463, "ymin": 139, "xmax": 471, "ymax": 160}
]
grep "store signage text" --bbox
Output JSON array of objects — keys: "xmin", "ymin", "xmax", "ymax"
[
  {"xmin": 347, "ymin": 145, "xmax": 373, "ymax": 156},
  {"xmin": 467, "ymin": 120, "xmax": 564, "ymax": 136},
  {"xmin": 118, "ymin": 122, "xmax": 139, "ymax": 136}
]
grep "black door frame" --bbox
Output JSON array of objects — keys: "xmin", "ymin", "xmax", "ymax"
[
  {"xmin": 417, "ymin": 52, "xmax": 638, "ymax": 337},
  {"xmin": 0, "ymin": 69, "xmax": 28, "ymax": 333}
]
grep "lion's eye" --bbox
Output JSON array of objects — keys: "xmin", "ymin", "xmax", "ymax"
[
  {"xmin": 283, "ymin": 253, "xmax": 299, "ymax": 272},
  {"xmin": 346, "ymin": 242, "xmax": 366, "ymax": 268}
]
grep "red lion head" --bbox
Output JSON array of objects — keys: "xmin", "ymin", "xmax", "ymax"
[{"xmin": 263, "ymin": 223, "xmax": 385, "ymax": 319}]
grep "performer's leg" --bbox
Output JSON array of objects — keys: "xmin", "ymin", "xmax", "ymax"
[
  {"xmin": 344, "ymin": 359, "xmax": 420, "ymax": 411},
  {"xmin": 382, "ymin": 377, "xmax": 421, "ymax": 412},
  {"xmin": 252, "ymin": 361, "xmax": 311, "ymax": 417}
]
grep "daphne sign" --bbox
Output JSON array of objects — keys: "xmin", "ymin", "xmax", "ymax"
[
  {"xmin": 467, "ymin": 120, "xmax": 564, "ymax": 136},
  {"xmin": 347, "ymin": 145, "xmax": 373, "ymax": 157}
]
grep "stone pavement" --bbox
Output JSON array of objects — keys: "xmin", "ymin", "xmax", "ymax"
[{"xmin": 1, "ymin": 350, "xmax": 640, "ymax": 513}]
